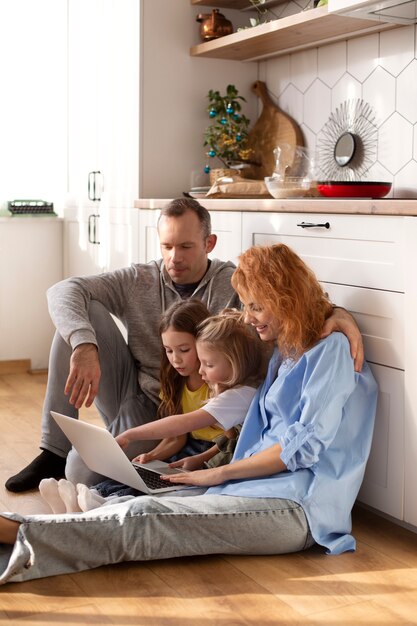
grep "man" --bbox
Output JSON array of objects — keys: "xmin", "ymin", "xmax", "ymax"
[{"xmin": 6, "ymin": 198, "xmax": 363, "ymax": 492}]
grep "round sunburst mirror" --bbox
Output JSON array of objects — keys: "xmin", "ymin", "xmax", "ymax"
[{"xmin": 317, "ymin": 99, "xmax": 378, "ymax": 181}]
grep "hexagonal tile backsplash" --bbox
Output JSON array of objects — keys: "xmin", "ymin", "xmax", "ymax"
[{"xmin": 259, "ymin": 24, "xmax": 417, "ymax": 198}]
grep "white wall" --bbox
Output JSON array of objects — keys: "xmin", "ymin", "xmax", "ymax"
[
  {"xmin": 0, "ymin": 1, "xmax": 67, "ymax": 210},
  {"xmin": 139, "ymin": 0, "xmax": 259, "ymax": 198}
]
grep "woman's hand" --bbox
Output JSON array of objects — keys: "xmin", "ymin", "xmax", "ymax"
[
  {"xmin": 166, "ymin": 444, "xmax": 285, "ymax": 486},
  {"xmin": 162, "ymin": 466, "xmax": 225, "ymax": 487},
  {"xmin": 321, "ymin": 307, "xmax": 364, "ymax": 372},
  {"xmin": 169, "ymin": 456, "xmax": 205, "ymax": 472}
]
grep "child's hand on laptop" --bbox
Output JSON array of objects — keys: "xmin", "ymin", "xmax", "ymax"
[
  {"xmin": 169, "ymin": 456, "xmax": 205, "ymax": 472},
  {"xmin": 132, "ymin": 452, "xmax": 154, "ymax": 464},
  {"xmin": 115, "ymin": 433, "xmax": 130, "ymax": 450}
]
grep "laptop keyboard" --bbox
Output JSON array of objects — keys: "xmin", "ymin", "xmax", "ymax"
[{"xmin": 134, "ymin": 465, "xmax": 184, "ymax": 490}]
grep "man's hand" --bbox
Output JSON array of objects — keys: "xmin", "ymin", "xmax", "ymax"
[
  {"xmin": 321, "ymin": 307, "xmax": 364, "ymax": 372},
  {"xmin": 64, "ymin": 344, "xmax": 101, "ymax": 409}
]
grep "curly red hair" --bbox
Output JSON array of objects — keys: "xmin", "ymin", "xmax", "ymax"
[{"xmin": 231, "ymin": 244, "xmax": 333, "ymax": 359}]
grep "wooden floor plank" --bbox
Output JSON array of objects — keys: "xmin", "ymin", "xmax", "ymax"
[
  {"xmin": 1, "ymin": 603, "xmax": 115, "ymax": 625},
  {"xmin": 226, "ymin": 551, "xmax": 365, "ymax": 617},
  {"xmin": 304, "ymin": 598, "xmax": 415, "ymax": 626},
  {"xmin": 148, "ymin": 557, "xmax": 305, "ymax": 624}
]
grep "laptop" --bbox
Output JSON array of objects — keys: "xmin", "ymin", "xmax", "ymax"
[{"xmin": 50, "ymin": 411, "xmax": 187, "ymax": 494}]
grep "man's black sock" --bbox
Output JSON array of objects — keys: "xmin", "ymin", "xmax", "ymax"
[{"xmin": 5, "ymin": 449, "xmax": 66, "ymax": 493}]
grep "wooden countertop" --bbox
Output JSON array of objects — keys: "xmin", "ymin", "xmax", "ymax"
[
  {"xmin": 134, "ymin": 198, "xmax": 417, "ymax": 216},
  {"xmin": 0, "ymin": 215, "xmax": 62, "ymax": 222}
]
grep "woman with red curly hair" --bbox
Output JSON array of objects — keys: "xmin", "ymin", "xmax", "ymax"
[
  {"xmin": 0, "ymin": 244, "xmax": 377, "ymax": 584},
  {"xmin": 233, "ymin": 242, "xmax": 335, "ymax": 360},
  {"xmin": 167, "ymin": 243, "xmax": 378, "ymax": 553}
]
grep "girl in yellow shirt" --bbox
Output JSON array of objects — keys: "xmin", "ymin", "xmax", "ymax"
[{"xmin": 136, "ymin": 299, "xmax": 226, "ymax": 467}]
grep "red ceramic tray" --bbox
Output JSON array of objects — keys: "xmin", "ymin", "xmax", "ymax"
[{"xmin": 317, "ymin": 181, "xmax": 392, "ymax": 199}]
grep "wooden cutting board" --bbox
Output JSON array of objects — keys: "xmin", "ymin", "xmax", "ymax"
[{"xmin": 244, "ymin": 81, "xmax": 305, "ymax": 180}]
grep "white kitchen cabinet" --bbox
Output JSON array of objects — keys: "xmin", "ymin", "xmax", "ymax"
[
  {"xmin": 65, "ymin": 0, "xmax": 139, "ymax": 276},
  {"xmin": 210, "ymin": 211, "xmax": 242, "ymax": 265},
  {"xmin": 241, "ymin": 211, "xmax": 408, "ymax": 521},
  {"xmin": 67, "ymin": 0, "xmax": 139, "ymax": 212},
  {"xmin": 0, "ymin": 218, "xmax": 63, "ymax": 370},
  {"xmin": 63, "ymin": 206, "xmax": 139, "ymax": 344},
  {"xmin": 403, "ymin": 217, "xmax": 417, "ymax": 528},
  {"xmin": 64, "ymin": 208, "xmax": 103, "ymax": 277},
  {"xmin": 137, "ymin": 208, "xmax": 242, "ymax": 265},
  {"xmin": 135, "ymin": 203, "xmax": 417, "ymax": 528},
  {"xmin": 358, "ymin": 363, "xmax": 404, "ymax": 518},
  {"xmin": 106, "ymin": 208, "xmax": 140, "ymax": 273},
  {"xmin": 64, "ymin": 207, "xmax": 140, "ymax": 277},
  {"xmin": 137, "ymin": 208, "xmax": 160, "ymax": 264}
]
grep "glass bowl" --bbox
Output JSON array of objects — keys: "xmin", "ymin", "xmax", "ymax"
[{"xmin": 264, "ymin": 175, "xmax": 316, "ymax": 199}]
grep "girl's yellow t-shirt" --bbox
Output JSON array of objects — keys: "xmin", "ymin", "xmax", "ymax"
[{"xmin": 181, "ymin": 383, "xmax": 224, "ymax": 442}]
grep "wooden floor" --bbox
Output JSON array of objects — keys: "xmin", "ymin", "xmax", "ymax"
[{"xmin": 1, "ymin": 372, "xmax": 417, "ymax": 625}]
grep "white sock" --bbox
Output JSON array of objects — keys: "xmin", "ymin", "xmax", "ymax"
[
  {"xmin": 76, "ymin": 483, "xmax": 108, "ymax": 512},
  {"xmin": 39, "ymin": 478, "xmax": 67, "ymax": 514},
  {"xmin": 57, "ymin": 479, "xmax": 82, "ymax": 513}
]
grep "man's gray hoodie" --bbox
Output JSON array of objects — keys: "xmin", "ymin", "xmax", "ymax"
[{"xmin": 47, "ymin": 259, "xmax": 239, "ymax": 405}]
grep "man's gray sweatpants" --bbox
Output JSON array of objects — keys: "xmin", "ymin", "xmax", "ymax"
[{"xmin": 40, "ymin": 301, "xmax": 160, "ymax": 485}]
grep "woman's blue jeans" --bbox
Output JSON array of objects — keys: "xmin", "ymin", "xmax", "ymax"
[{"xmin": 0, "ymin": 494, "xmax": 314, "ymax": 584}]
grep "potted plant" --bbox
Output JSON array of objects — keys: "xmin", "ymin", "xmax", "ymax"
[{"xmin": 203, "ymin": 84, "xmax": 253, "ymax": 184}]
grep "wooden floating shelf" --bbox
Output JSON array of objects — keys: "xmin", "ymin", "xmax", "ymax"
[{"xmin": 190, "ymin": 6, "xmax": 398, "ymax": 61}]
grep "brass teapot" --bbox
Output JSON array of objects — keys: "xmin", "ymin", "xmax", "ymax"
[{"xmin": 196, "ymin": 9, "xmax": 233, "ymax": 42}]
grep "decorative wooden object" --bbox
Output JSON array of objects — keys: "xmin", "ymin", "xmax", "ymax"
[{"xmin": 244, "ymin": 80, "xmax": 304, "ymax": 180}]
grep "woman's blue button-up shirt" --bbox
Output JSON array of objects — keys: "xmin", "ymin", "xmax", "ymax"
[{"xmin": 208, "ymin": 332, "xmax": 378, "ymax": 555}]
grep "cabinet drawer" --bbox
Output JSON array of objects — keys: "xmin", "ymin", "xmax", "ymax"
[
  {"xmin": 324, "ymin": 283, "xmax": 404, "ymax": 370},
  {"xmin": 242, "ymin": 213, "xmax": 405, "ymax": 292}
]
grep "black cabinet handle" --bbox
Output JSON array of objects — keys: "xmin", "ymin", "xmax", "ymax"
[
  {"xmin": 88, "ymin": 214, "xmax": 94, "ymax": 243},
  {"xmin": 88, "ymin": 214, "xmax": 100, "ymax": 244},
  {"xmin": 93, "ymin": 214, "xmax": 100, "ymax": 245},
  {"xmin": 297, "ymin": 221, "xmax": 330, "ymax": 229},
  {"xmin": 88, "ymin": 171, "xmax": 102, "ymax": 202}
]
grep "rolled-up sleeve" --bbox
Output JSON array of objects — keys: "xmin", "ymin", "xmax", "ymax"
[{"xmin": 280, "ymin": 422, "xmax": 319, "ymax": 471}]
